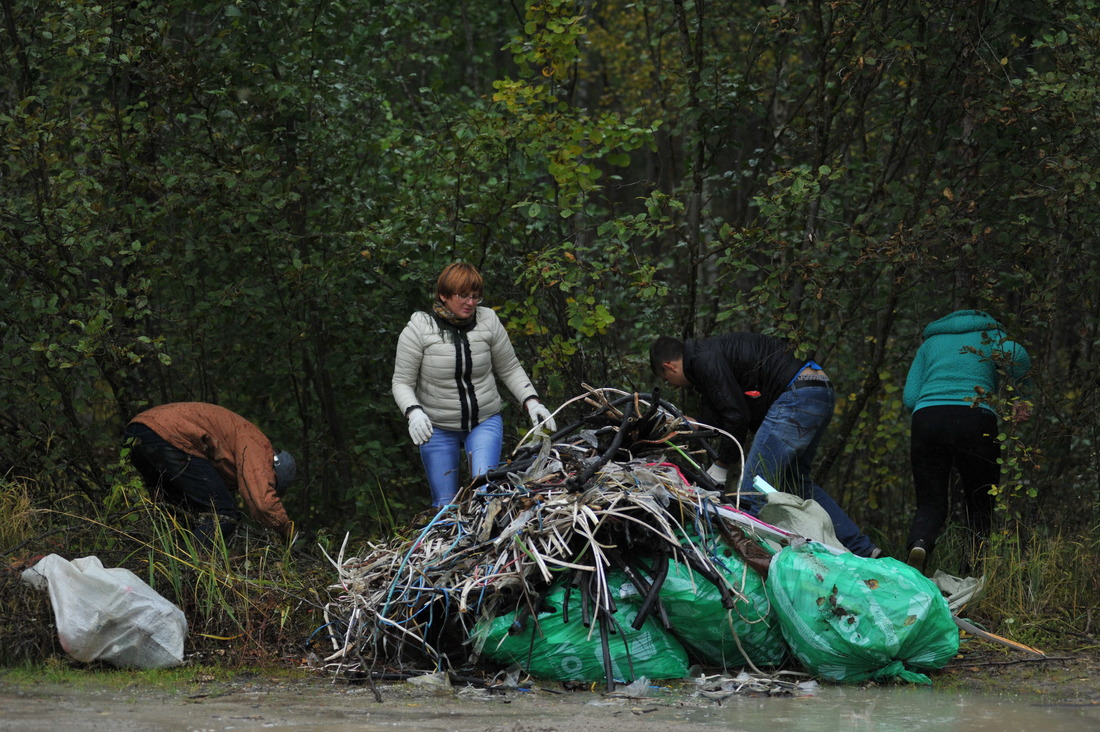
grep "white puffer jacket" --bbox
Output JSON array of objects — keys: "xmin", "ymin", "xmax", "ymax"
[{"xmin": 392, "ymin": 307, "xmax": 539, "ymax": 431}]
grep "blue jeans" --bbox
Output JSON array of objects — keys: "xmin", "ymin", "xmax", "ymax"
[
  {"xmin": 739, "ymin": 385, "xmax": 877, "ymax": 557},
  {"xmin": 419, "ymin": 413, "xmax": 504, "ymax": 506}
]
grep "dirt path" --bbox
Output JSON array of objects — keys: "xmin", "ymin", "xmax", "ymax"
[{"xmin": 1, "ymin": 646, "xmax": 1097, "ymax": 732}]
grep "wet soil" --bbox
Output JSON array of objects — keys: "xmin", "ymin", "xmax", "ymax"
[
  {"xmin": 1, "ymin": 646, "xmax": 1097, "ymax": 732},
  {"xmin": 938, "ymin": 644, "xmax": 1100, "ymax": 699}
]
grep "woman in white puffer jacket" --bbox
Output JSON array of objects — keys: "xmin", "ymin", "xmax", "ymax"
[{"xmin": 392, "ymin": 262, "xmax": 557, "ymax": 507}]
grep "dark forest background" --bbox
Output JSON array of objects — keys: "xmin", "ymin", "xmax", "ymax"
[{"xmin": 2, "ymin": 0, "xmax": 1097, "ymax": 553}]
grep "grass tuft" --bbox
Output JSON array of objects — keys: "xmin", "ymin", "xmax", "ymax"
[
  {"xmin": 963, "ymin": 520, "xmax": 1100, "ymax": 648},
  {"xmin": 1, "ymin": 486, "xmax": 337, "ymax": 669}
]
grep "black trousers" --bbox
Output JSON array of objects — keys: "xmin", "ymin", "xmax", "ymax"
[
  {"xmin": 906, "ymin": 405, "xmax": 1000, "ymax": 552},
  {"xmin": 124, "ymin": 423, "xmax": 240, "ymax": 542}
]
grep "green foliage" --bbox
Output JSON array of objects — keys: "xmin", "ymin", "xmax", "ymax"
[{"xmin": 0, "ymin": 0, "xmax": 1097, "ymax": 642}]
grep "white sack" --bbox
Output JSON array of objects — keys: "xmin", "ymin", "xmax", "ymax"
[{"xmin": 22, "ymin": 554, "xmax": 187, "ymax": 669}]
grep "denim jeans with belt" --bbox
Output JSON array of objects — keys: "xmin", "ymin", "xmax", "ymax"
[
  {"xmin": 419, "ymin": 413, "xmax": 504, "ymax": 506},
  {"xmin": 738, "ymin": 382, "xmax": 877, "ymax": 557}
]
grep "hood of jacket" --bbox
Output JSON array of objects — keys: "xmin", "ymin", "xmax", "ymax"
[{"xmin": 922, "ymin": 310, "xmax": 1004, "ymax": 339}]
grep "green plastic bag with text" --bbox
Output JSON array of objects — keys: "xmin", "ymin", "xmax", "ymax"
[{"xmin": 473, "ymin": 572, "xmax": 690, "ymax": 682}]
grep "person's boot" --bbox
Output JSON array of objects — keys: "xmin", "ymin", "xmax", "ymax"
[
  {"xmin": 190, "ymin": 513, "xmax": 238, "ymax": 551},
  {"xmin": 906, "ymin": 539, "xmax": 929, "ymax": 573}
]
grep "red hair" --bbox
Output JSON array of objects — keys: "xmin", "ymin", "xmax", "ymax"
[{"xmin": 435, "ymin": 262, "xmax": 483, "ymax": 300}]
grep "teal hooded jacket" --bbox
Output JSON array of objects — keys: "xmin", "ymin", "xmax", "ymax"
[{"xmin": 903, "ymin": 310, "xmax": 1032, "ymax": 415}]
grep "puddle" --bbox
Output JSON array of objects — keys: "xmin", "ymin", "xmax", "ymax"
[
  {"xmin": 0, "ymin": 679, "xmax": 1096, "ymax": 732},
  {"xmin": 678, "ymin": 686, "xmax": 1099, "ymax": 731}
]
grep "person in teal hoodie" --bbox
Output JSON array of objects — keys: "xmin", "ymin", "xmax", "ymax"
[{"xmin": 903, "ymin": 310, "xmax": 1032, "ymax": 573}]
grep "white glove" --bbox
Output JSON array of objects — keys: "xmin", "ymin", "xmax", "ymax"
[
  {"xmin": 526, "ymin": 400, "xmax": 557, "ymax": 433},
  {"xmin": 706, "ymin": 463, "xmax": 728, "ymax": 485},
  {"xmin": 407, "ymin": 409, "xmax": 433, "ymax": 446}
]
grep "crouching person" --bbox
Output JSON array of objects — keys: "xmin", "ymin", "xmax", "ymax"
[{"xmin": 124, "ymin": 402, "xmax": 298, "ymax": 547}]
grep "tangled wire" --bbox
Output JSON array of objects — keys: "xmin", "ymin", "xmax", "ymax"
[{"xmin": 318, "ymin": 386, "xmax": 791, "ymax": 688}]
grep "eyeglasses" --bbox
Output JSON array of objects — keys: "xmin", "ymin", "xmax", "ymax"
[{"xmin": 452, "ymin": 293, "xmax": 483, "ymax": 303}]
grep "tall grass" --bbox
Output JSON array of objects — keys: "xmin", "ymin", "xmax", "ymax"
[
  {"xmin": 0, "ymin": 480, "xmax": 334, "ymax": 668},
  {"xmin": 969, "ymin": 521, "xmax": 1100, "ymax": 648},
  {"xmin": 0, "ymin": 477, "xmax": 34, "ymax": 550}
]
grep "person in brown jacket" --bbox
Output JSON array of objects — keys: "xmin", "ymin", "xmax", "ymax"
[{"xmin": 124, "ymin": 402, "xmax": 298, "ymax": 546}]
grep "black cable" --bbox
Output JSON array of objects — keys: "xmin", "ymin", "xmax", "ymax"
[{"xmin": 566, "ymin": 400, "xmax": 635, "ymax": 492}]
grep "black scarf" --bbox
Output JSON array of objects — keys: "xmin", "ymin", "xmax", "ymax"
[{"xmin": 432, "ymin": 301, "xmax": 479, "ymax": 428}]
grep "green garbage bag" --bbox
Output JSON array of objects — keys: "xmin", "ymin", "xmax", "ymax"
[
  {"xmin": 766, "ymin": 541, "xmax": 959, "ymax": 684},
  {"xmin": 473, "ymin": 572, "xmax": 690, "ymax": 682},
  {"xmin": 659, "ymin": 554, "xmax": 787, "ymax": 668}
]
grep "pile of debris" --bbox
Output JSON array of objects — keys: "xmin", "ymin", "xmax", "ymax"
[{"xmin": 318, "ymin": 387, "xmax": 959, "ymax": 689}]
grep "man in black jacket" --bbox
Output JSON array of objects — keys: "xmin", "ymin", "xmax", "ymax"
[{"xmin": 650, "ymin": 333, "xmax": 879, "ymax": 557}]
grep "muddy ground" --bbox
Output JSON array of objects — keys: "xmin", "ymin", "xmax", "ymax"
[
  {"xmin": 938, "ymin": 645, "xmax": 1100, "ymax": 698},
  {"xmin": 0, "ymin": 644, "xmax": 1097, "ymax": 732}
]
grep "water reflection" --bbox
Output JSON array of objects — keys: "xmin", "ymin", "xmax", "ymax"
[
  {"xmin": 1, "ymin": 677, "xmax": 1097, "ymax": 732},
  {"xmin": 677, "ymin": 685, "xmax": 1099, "ymax": 732}
]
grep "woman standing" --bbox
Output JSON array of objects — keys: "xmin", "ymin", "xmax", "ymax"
[
  {"xmin": 392, "ymin": 263, "xmax": 556, "ymax": 507},
  {"xmin": 903, "ymin": 309, "xmax": 1032, "ymax": 573}
]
